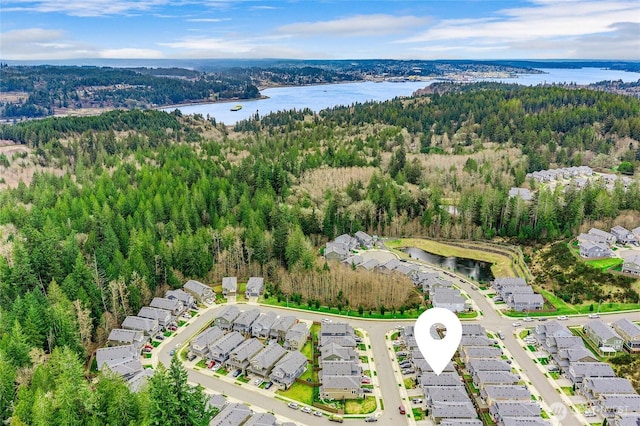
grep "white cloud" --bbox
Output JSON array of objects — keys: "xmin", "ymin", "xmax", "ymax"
[
  {"xmin": 276, "ymin": 14, "xmax": 430, "ymax": 37},
  {"xmin": 398, "ymin": 0, "xmax": 640, "ymax": 59},
  {"xmin": 99, "ymin": 48, "xmax": 164, "ymax": 58},
  {"xmin": 2, "ymin": 0, "xmax": 170, "ymax": 17},
  {"xmin": 159, "ymin": 35, "xmax": 318, "ymax": 58},
  {"xmin": 0, "ymin": 28, "xmax": 95, "ymax": 59},
  {"xmin": 186, "ymin": 18, "xmax": 230, "ymax": 22}
]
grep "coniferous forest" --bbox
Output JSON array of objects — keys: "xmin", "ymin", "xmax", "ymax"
[{"xmin": 0, "ymin": 83, "xmax": 639, "ymax": 423}]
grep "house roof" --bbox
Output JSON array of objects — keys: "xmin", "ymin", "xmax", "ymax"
[
  {"xmin": 210, "ymin": 403, "xmax": 252, "ymax": 426},
  {"xmin": 207, "ymin": 393, "xmax": 227, "ymax": 411},
  {"xmin": 560, "ymin": 347, "xmax": 597, "ymax": 362},
  {"xmin": 122, "ymin": 316, "xmax": 158, "ymax": 332},
  {"xmin": 612, "ymin": 318, "xmax": 640, "ymax": 340},
  {"xmin": 230, "ymin": 338, "xmax": 264, "ymax": 362},
  {"xmin": 184, "ymin": 279, "xmax": 212, "ymax": 295},
  {"xmin": 585, "ymin": 320, "xmax": 623, "ymax": 342},
  {"xmin": 250, "ymin": 343, "xmax": 287, "ymax": 370},
  {"xmin": 216, "ymin": 305, "xmax": 240, "ymax": 323},
  {"xmin": 234, "ymin": 308, "xmax": 260, "ymax": 327},
  {"xmin": 462, "ymin": 346, "xmax": 502, "ymax": 359},
  {"xmin": 461, "ymin": 324, "xmax": 486, "ymax": 336},
  {"xmin": 419, "ymin": 372, "xmax": 462, "ymax": 387},
  {"xmin": 137, "ymin": 306, "xmax": 171, "ymax": 322},
  {"xmin": 252, "ymin": 311, "xmax": 278, "ymax": 332},
  {"xmin": 492, "ymin": 401, "xmax": 541, "ymax": 417},
  {"xmin": 468, "ymin": 358, "xmax": 512, "ymax": 372},
  {"xmin": 483, "ymin": 385, "xmax": 531, "ymax": 401},
  {"xmin": 474, "ymin": 371, "xmax": 520, "ymax": 385},
  {"xmin": 165, "ymin": 289, "xmax": 194, "ymax": 305},
  {"xmin": 433, "ymin": 288, "xmax": 466, "ymax": 305},
  {"xmin": 108, "ymin": 358, "xmax": 143, "ymax": 377},
  {"xmin": 108, "ymin": 328, "xmax": 143, "ymax": 344},
  {"xmin": 511, "ymin": 293, "xmax": 544, "ymax": 305},
  {"xmin": 285, "ymin": 322, "xmax": 309, "ymax": 342},
  {"xmin": 493, "ymin": 277, "xmax": 527, "ymax": 287},
  {"xmin": 428, "ymin": 387, "xmax": 471, "ymax": 404},
  {"xmin": 150, "ymin": 297, "xmax": 182, "ymax": 312},
  {"xmin": 583, "ymin": 377, "xmax": 636, "ymax": 394},
  {"xmin": 271, "ymin": 351, "xmax": 307, "ymax": 377},
  {"xmin": 320, "ymin": 375, "xmax": 361, "ymax": 390},
  {"xmin": 320, "ymin": 360, "xmax": 361, "ymax": 376},
  {"xmin": 321, "ymin": 323, "xmax": 354, "ymax": 336},
  {"xmin": 191, "ymin": 326, "xmax": 224, "ymax": 349},
  {"xmin": 320, "ymin": 342, "xmax": 357, "ymax": 361},
  {"xmin": 360, "ymin": 259, "xmax": 379, "ymax": 270},
  {"xmin": 598, "ymin": 394, "xmax": 640, "ymax": 411},
  {"xmin": 96, "ymin": 344, "xmax": 137, "ymax": 369},
  {"xmin": 127, "ymin": 368, "xmax": 154, "ymax": 393},
  {"xmin": 272, "ymin": 315, "xmax": 296, "ymax": 332},
  {"xmin": 440, "ymin": 420, "xmax": 483, "ymax": 426},
  {"xmin": 222, "ymin": 276, "xmax": 237, "ymax": 292},
  {"xmin": 568, "ymin": 362, "xmax": 614, "ymax": 378},
  {"xmin": 432, "ymin": 401, "xmax": 477, "ymax": 419},
  {"xmin": 501, "ymin": 418, "xmax": 550, "ymax": 426},
  {"xmin": 589, "ymin": 228, "xmax": 615, "ymax": 239},
  {"xmin": 246, "ymin": 277, "xmax": 264, "ymax": 293},
  {"xmin": 461, "ymin": 335, "xmax": 494, "ymax": 346},
  {"xmin": 210, "ymin": 331, "xmax": 245, "ymax": 355},
  {"xmin": 244, "ymin": 412, "xmax": 277, "ymax": 426}
]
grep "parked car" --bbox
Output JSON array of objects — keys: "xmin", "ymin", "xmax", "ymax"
[
  {"xmin": 301, "ymin": 407, "xmax": 312, "ymax": 414},
  {"xmin": 312, "ymin": 410, "xmax": 322, "ymax": 417},
  {"xmin": 399, "ymin": 405, "xmax": 406, "ymax": 415},
  {"xmin": 287, "ymin": 402, "xmax": 299, "ymax": 410},
  {"xmin": 361, "ymin": 377, "xmax": 371, "ymax": 384},
  {"xmin": 512, "ymin": 321, "xmax": 522, "ymax": 327},
  {"xmin": 493, "ymin": 296, "xmax": 503, "ymax": 302},
  {"xmin": 188, "ymin": 353, "xmax": 196, "ymax": 362},
  {"xmin": 264, "ymin": 381, "xmax": 273, "ymax": 390},
  {"xmin": 253, "ymin": 378, "xmax": 262, "ymax": 386},
  {"xmin": 182, "ymin": 313, "xmax": 191, "ymax": 319},
  {"xmin": 207, "ymin": 360, "xmax": 215, "ymax": 369},
  {"xmin": 328, "ymin": 414, "xmax": 343, "ymax": 423},
  {"xmin": 402, "ymin": 369, "xmax": 415, "ymax": 375},
  {"xmin": 167, "ymin": 325, "xmax": 177, "ymax": 331},
  {"xmin": 537, "ymin": 317, "xmax": 548, "ymax": 321},
  {"xmin": 558, "ymin": 315, "xmax": 569, "ymax": 320},
  {"xmin": 142, "ymin": 347, "xmax": 152, "ymax": 353},
  {"xmin": 588, "ymin": 313, "xmax": 600, "ymax": 319},
  {"xmin": 169, "ymin": 349, "xmax": 175, "ymax": 357},
  {"xmin": 364, "ymin": 416, "xmax": 378, "ymax": 422},
  {"xmin": 497, "ymin": 331, "xmax": 505, "ymax": 339},
  {"xmin": 523, "ymin": 317, "xmax": 534, "ymax": 322},
  {"xmin": 232, "ymin": 369, "xmax": 242, "ymax": 377},
  {"xmin": 584, "ymin": 410, "xmax": 596, "ymax": 417},
  {"xmin": 412, "ymin": 398, "xmax": 423, "ymax": 404},
  {"xmin": 155, "ymin": 335, "xmax": 165, "ymax": 341},
  {"xmin": 362, "ymin": 388, "xmax": 373, "ymax": 393}
]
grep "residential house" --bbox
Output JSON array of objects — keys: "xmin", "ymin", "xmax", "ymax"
[
  {"xmin": 567, "ymin": 362, "xmax": 615, "ymax": 385},
  {"xmin": 222, "ymin": 277, "xmax": 237, "ymax": 297},
  {"xmin": 611, "ymin": 226, "xmax": 638, "ymax": 245},
  {"xmin": 107, "ymin": 329, "xmax": 147, "ymax": 351},
  {"xmin": 509, "ymin": 187, "xmax": 534, "ymax": 201},
  {"xmin": 614, "ymin": 413, "xmax": 640, "ymax": 426},
  {"xmin": 425, "ymin": 386, "xmax": 469, "ymax": 409},
  {"xmin": 440, "ymin": 420, "xmax": 483, "ymax": 426},
  {"xmin": 411, "ymin": 270, "xmax": 440, "ymax": 287},
  {"xmin": 320, "ymin": 342, "xmax": 358, "ymax": 362},
  {"xmin": 492, "ymin": 277, "xmax": 527, "ymax": 292},
  {"xmin": 633, "ymin": 226, "xmax": 640, "ymax": 241},
  {"xmin": 319, "ymin": 323, "xmax": 357, "ymax": 347},
  {"xmin": 489, "ymin": 401, "xmax": 541, "ymax": 425},
  {"xmin": 233, "ymin": 308, "xmax": 260, "ymax": 335},
  {"xmin": 95, "ymin": 344, "xmax": 138, "ymax": 371},
  {"xmin": 183, "ymin": 279, "xmax": 214, "ymax": 303},
  {"xmin": 122, "ymin": 315, "xmax": 160, "ymax": 337},
  {"xmin": 319, "ymin": 376, "xmax": 362, "ymax": 400},
  {"xmin": 210, "ymin": 403, "xmax": 252, "ymax": 426},
  {"xmin": 244, "ymin": 412, "xmax": 278, "ymax": 426},
  {"xmin": 226, "ymin": 338, "xmax": 264, "ymax": 373},
  {"xmin": 499, "ymin": 285, "xmax": 534, "ymax": 301},
  {"xmin": 269, "ymin": 350, "xmax": 308, "ymax": 389},
  {"xmin": 127, "ymin": 369, "xmax": 154, "ymax": 393},
  {"xmin": 481, "ymin": 385, "xmax": 531, "ymax": 406},
  {"xmin": 460, "ymin": 346, "xmax": 503, "ymax": 363},
  {"xmin": 283, "ymin": 323, "xmax": 309, "ymax": 351},
  {"xmin": 270, "ymin": 315, "xmax": 296, "ymax": 341},
  {"xmin": 612, "ymin": 318, "xmax": 640, "ymax": 353},
  {"xmin": 214, "ymin": 305, "xmax": 240, "ymax": 331},
  {"xmin": 320, "ymin": 360, "xmax": 361, "ymax": 379},
  {"xmin": 137, "ymin": 306, "xmax": 173, "ymax": 328},
  {"xmin": 580, "ymin": 240, "xmax": 614, "ymax": 258},
  {"xmin": 501, "ymin": 418, "xmax": 550, "ymax": 426},
  {"xmin": 423, "ymin": 277, "xmax": 454, "ymax": 295},
  {"xmin": 467, "ymin": 358, "xmax": 512, "ymax": 376},
  {"xmin": 251, "ymin": 312, "xmax": 278, "ymax": 339},
  {"xmin": 432, "ymin": 288, "xmax": 467, "ymax": 312},
  {"xmin": 165, "ymin": 289, "xmax": 195, "ymax": 309},
  {"xmin": 324, "ymin": 242, "xmax": 349, "ymax": 261},
  {"xmin": 461, "ymin": 335, "xmax": 495, "ymax": 347},
  {"xmin": 622, "ymin": 254, "xmax": 640, "ymax": 277},
  {"xmin": 588, "ymin": 228, "xmax": 617, "ymax": 246},
  {"xmin": 431, "ymin": 401, "xmax": 477, "ymax": 423},
  {"xmin": 342, "ymin": 254, "xmax": 364, "ymax": 267},
  {"xmin": 473, "ymin": 371, "xmax": 520, "ymax": 388},
  {"xmin": 584, "ymin": 320, "xmax": 624, "ymax": 352},
  {"xmin": 420, "ymin": 372, "xmax": 463, "ymax": 389},
  {"xmin": 248, "ymin": 344, "xmax": 287, "ymax": 378},
  {"xmin": 578, "ymin": 232, "xmax": 608, "ymax": 245},
  {"xmin": 378, "ymin": 258, "xmax": 401, "ymax": 273},
  {"xmin": 354, "ymin": 230, "xmax": 374, "ymax": 248},
  {"xmin": 416, "ymin": 360, "xmax": 455, "ymax": 375},
  {"xmin": 149, "ymin": 297, "xmax": 185, "ymax": 317},
  {"xmin": 580, "ymin": 377, "xmax": 636, "ymax": 400},
  {"xmin": 556, "ymin": 346, "xmax": 598, "ymax": 370},
  {"xmin": 509, "ymin": 293, "xmax": 544, "ymax": 312},
  {"xmin": 360, "ymin": 258, "xmax": 379, "ymax": 270},
  {"xmin": 461, "ymin": 324, "xmax": 487, "ymax": 336},
  {"xmin": 245, "ymin": 277, "xmax": 264, "ymax": 298},
  {"xmin": 207, "ymin": 394, "xmax": 227, "ymax": 412},
  {"xmin": 190, "ymin": 326, "xmax": 224, "ymax": 359},
  {"xmin": 596, "ymin": 394, "xmax": 640, "ymax": 420},
  {"xmin": 108, "ymin": 358, "xmax": 143, "ymax": 379},
  {"xmin": 209, "ymin": 331, "xmax": 245, "ymax": 365}
]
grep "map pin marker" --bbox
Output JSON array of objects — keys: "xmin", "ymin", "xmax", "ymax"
[{"xmin": 414, "ymin": 307, "xmax": 462, "ymax": 375}]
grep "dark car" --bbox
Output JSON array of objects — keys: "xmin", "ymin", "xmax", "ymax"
[
  {"xmin": 232, "ymin": 369, "xmax": 242, "ymax": 377},
  {"xmin": 155, "ymin": 335, "xmax": 165, "ymax": 341},
  {"xmin": 264, "ymin": 381, "xmax": 273, "ymax": 389},
  {"xmin": 364, "ymin": 416, "xmax": 378, "ymax": 422},
  {"xmin": 188, "ymin": 353, "xmax": 196, "ymax": 362}
]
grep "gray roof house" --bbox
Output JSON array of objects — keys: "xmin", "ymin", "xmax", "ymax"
[
  {"xmin": 248, "ymin": 344, "xmax": 287, "ymax": 378},
  {"xmin": 270, "ymin": 315, "xmax": 297, "ymax": 340},
  {"xmin": 423, "ymin": 277, "xmax": 454, "ymax": 295},
  {"xmin": 137, "ymin": 306, "xmax": 173, "ymax": 327},
  {"xmin": 481, "ymin": 385, "xmax": 531, "ymax": 406},
  {"xmin": 320, "ymin": 360, "xmax": 361, "ymax": 379},
  {"xmin": 149, "ymin": 297, "xmax": 185, "ymax": 317},
  {"xmin": 499, "ymin": 285, "xmax": 534, "ymax": 300},
  {"xmin": 420, "ymin": 372, "xmax": 463, "ymax": 388},
  {"xmin": 584, "ymin": 320, "xmax": 624, "ymax": 352},
  {"xmin": 596, "ymin": 394, "xmax": 640, "ymax": 420},
  {"xmin": 440, "ymin": 420, "xmax": 483, "ymax": 426},
  {"xmin": 269, "ymin": 350, "xmax": 308, "ymax": 389},
  {"xmin": 122, "ymin": 315, "xmax": 160, "ymax": 337},
  {"xmin": 244, "ymin": 412, "xmax": 277, "ymax": 426},
  {"xmin": 214, "ymin": 305, "xmax": 241, "ymax": 330},
  {"xmin": 251, "ymin": 311, "xmax": 278, "ymax": 339},
  {"xmin": 108, "ymin": 358, "xmax": 143, "ymax": 379},
  {"xmin": 492, "ymin": 277, "xmax": 527, "ymax": 292},
  {"xmin": 425, "ymin": 386, "xmax": 470, "ymax": 408},
  {"xmin": 578, "ymin": 232, "xmax": 609, "ymax": 245},
  {"xmin": 319, "ymin": 375, "xmax": 362, "ymax": 400},
  {"xmin": 489, "ymin": 401, "xmax": 541, "ymax": 424},
  {"xmin": 283, "ymin": 322, "xmax": 309, "ymax": 351},
  {"xmin": 324, "ymin": 242, "xmax": 349, "ymax": 261},
  {"xmin": 509, "ymin": 293, "xmax": 544, "ymax": 312},
  {"xmin": 354, "ymin": 230, "xmax": 374, "ymax": 248},
  {"xmin": 107, "ymin": 329, "xmax": 147, "ymax": 351},
  {"xmin": 461, "ymin": 324, "xmax": 487, "ymax": 336},
  {"xmin": 226, "ymin": 338, "xmax": 264, "ymax": 372},
  {"xmin": 614, "ymin": 413, "xmax": 640, "ymax": 426},
  {"xmin": 190, "ymin": 326, "xmax": 224, "ymax": 359},
  {"xmin": 245, "ymin": 277, "xmax": 264, "ymax": 298},
  {"xmin": 501, "ymin": 418, "xmax": 550, "ymax": 426},
  {"xmin": 580, "ymin": 377, "xmax": 636, "ymax": 400},
  {"xmin": 319, "ymin": 323, "xmax": 356, "ymax": 346},
  {"xmin": 461, "ymin": 335, "xmax": 495, "ymax": 347},
  {"xmin": 461, "ymin": 346, "xmax": 503, "ymax": 363},
  {"xmin": 579, "ymin": 240, "xmax": 614, "ymax": 259},
  {"xmin": 633, "ymin": 226, "xmax": 640, "ymax": 240},
  {"xmin": 589, "ymin": 228, "xmax": 617, "ymax": 246},
  {"xmin": 96, "ymin": 344, "xmax": 138, "ymax": 371},
  {"xmin": 431, "ymin": 401, "xmax": 477, "ymax": 423},
  {"xmin": 612, "ymin": 318, "xmax": 640, "ymax": 353},
  {"xmin": 567, "ymin": 362, "xmax": 615, "ymax": 384},
  {"xmin": 127, "ymin": 369, "xmax": 154, "ymax": 393},
  {"xmin": 221, "ymin": 276, "xmax": 237, "ymax": 297},
  {"xmin": 432, "ymin": 288, "xmax": 467, "ymax": 312},
  {"xmin": 556, "ymin": 346, "xmax": 598, "ymax": 369},
  {"xmin": 165, "ymin": 289, "xmax": 195, "ymax": 308},
  {"xmin": 232, "ymin": 308, "xmax": 260, "ymax": 335},
  {"xmin": 207, "ymin": 393, "xmax": 227, "ymax": 412},
  {"xmin": 611, "ymin": 226, "xmax": 638, "ymax": 245},
  {"xmin": 622, "ymin": 254, "xmax": 640, "ymax": 277},
  {"xmin": 183, "ymin": 279, "xmax": 214, "ymax": 303},
  {"xmin": 209, "ymin": 331, "xmax": 245, "ymax": 365},
  {"xmin": 467, "ymin": 358, "xmax": 512, "ymax": 375},
  {"xmin": 320, "ymin": 342, "xmax": 358, "ymax": 362},
  {"xmin": 210, "ymin": 402, "xmax": 252, "ymax": 426},
  {"xmin": 473, "ymin": 371, "xmax": 520, "ymax": 388}
]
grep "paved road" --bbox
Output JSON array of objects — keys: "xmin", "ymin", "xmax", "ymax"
[{"xmin": 154, "ymin": 262, "xmax": 639, "ymax": 426}]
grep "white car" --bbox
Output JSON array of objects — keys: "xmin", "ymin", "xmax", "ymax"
[
  {"xmin": 287, "ymin": 402, "xmax": 299, "ymax": 410},
  {"xmin": 557, "ymin": 315, "xmax": 569, "ymax": 320},
  {"xmin": 253, "ymin": 378, "xmax": 262, "ymax": 386},
  {"xmin": 301, "ymin": 407, "xmax": 312, "ymax": 414},
  {"xmin": 523, "ymin": 317, "xmax": 534, "ymax": 322},
  {"xmin": 512, "ymin": 322, "xmax": 522, "ymax": 327},
  {"xmin": 588, "ymin": 313, "xmax": 600, "ymax": 319}
]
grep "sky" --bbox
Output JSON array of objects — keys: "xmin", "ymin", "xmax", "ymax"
[{"xmin": 1, "ymin": 0, "xmax": 639, "ymax": 61}]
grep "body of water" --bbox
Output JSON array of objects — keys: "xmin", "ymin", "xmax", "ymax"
[
  {"xmin": 402, "ymin": 247, "xmax": 494, "ymax": 282},
  {"xmin": 165, "ymin": 68, "xmax": 640, "ymax": 125}
]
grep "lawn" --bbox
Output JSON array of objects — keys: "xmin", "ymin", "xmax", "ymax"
[
  {"xmin": 344, "ymin": 397, "xmax": 376, "ymax": 414},
  {"xmin": 412, "ymin": 407, "xmax": 424, "ymax": 420},
  {"xmin": 262, "ymin": 297, "xmax": 424, "ymax": 319},
  {"xmin": 404, "ymin": 378, "xmax": 415, "ymax": 389},
  {"xmin": 585, "ymin": 257, "xmax": 623, "ymax": 270},
  {"xmin": 457, "ymin": 311, "xmax": 479, "ymax": 319},
  {"xmin": 276, "ymin": 381, "xmax": 314, "ymax": 405},
  {"xmin": 300, "ymin": 341, "xmax": 313, "ymax": 360}
]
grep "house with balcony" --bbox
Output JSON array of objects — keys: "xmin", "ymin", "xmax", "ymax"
[
  {"xmin": 584, "ymin": 320, "xmax": 624, "ymax": 353},
  {"xmin": 209, "ymin": 331, "xmax": 245, "ymax": 365},
  {"xmin": 150, "ymin": 297, "xmax": 185, "ymax": 317},
  {"xmin": 269, "ymin": 351, "xmax": 308, "ymax": 389},
  {"xmin": 190, "ymin": 326, "xmax": 224, "ymax": 359},
  {"xmin": 184, "ymin": 280, "xmax": 214, "ymax": 303},
  {"xmin": 245, "ymin": 277, "xmax": 264, "ymax": 298},
  {"xmin": 137, "ymin": 306, "xmax": 173, "ymax": 328},
  {"xmin": 611, "ymin": 226, "xmax": 638, "ymax": 245},
  {"xmin": 107, "ymin": 329, "xmax": 147, "ymax": 351},
  {"xmin": 612, "ymin": 318, "xmax": 640, "ymax": 353},
  {"xmin": 214, "ymin": 305, "xmax": 240, "ymax": 330},
  {"xmin": 622, "ymin": 254, "xmax": 640, "ymax": 277},
  {"xmin": 283, "ymin": 323, "xmax": 309, "ymax": 351},
  {"xmin": 122, "ymin": 315, "xmax": 160, "ymax": 337},
  {"xmin": 251, "ymin": 312, "xmax": 278, "ymax": 339},
  {"xmin": 247, "ymin": 344, "xmax": 287, "ymax": 378},
  {"xmin": 226, "ymin": 338, "xmax": 264, "ymax": 373},
  {"xmin": 579, "ymin": 240, "xmax": 613, "ymax": 258},
  {"xmin": 233, "ymin": 308, "xmax": 260, "ymax": 335},
  {"xmin": 166, "ymin": 289, "xmax": 195, "ymax": 309}
]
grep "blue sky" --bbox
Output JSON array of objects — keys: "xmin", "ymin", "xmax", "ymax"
[{"xmin": 1, "ymin": 0, "xmax": 639, "ymax": 61}]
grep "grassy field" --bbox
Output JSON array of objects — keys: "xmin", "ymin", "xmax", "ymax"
[
  {"xmin": 277, "ymin": 381, "xmax": 313, "ymax": 405},
  {"xmin": 385, "ymin": 238, "xmax": 515, "ymax": 278},
  {"xmin": 585, "ymin": 257, "xmax": 623, "ymax": 270},
  {"xmin": 345, "ymin": 397, "xmax": 376, "ymax": 414}
]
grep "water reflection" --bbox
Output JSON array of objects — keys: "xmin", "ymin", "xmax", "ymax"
[{"xmin": 402, "ymin": 247, "xmax": 494, "ymax": 282}]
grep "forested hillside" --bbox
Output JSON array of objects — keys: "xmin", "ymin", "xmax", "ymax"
[{"xmin": 0, "ymin": 83, "xmax": 639, "ymax": 422}]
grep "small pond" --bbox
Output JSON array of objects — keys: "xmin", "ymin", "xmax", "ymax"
[{"xmin": 402, "ymin": 247, "xmax": 494, "ymax": 282}]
